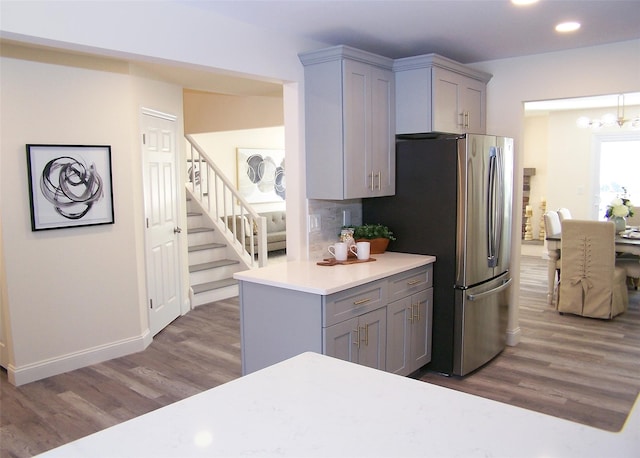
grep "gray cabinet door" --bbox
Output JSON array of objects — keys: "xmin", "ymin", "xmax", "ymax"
[
  {"xmin": 386, "ymin": 296, "xmax": 412, "ymax": 375},
  {"xmin": 343, "ymin": 60, "xmax": 395, "ymax": 199},
  {"xmin": 410, "ymin": 288, "xmax": 433, "ymax": 371},
  {"xmin": 386, "ymin": 288, "xmax": 433, "ymax": 376},
  {"xmin": 325, "ymin": 307, "xmax": 387, "ymax": 371},
  {"xmin": 325, "ymin": 317, "xmax": 358, "ymax": 364},
  {"xmin": 433, "ymin": 67, "xmax": 486, "ymax": 134},
  {"xmin": 356, "ymin": 307, "xmax": 387, "ymax": 370}
]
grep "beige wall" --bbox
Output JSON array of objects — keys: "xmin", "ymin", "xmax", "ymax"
[
  {"xmin": 0, "ymin": 46, "xmax": 184, "ymax": 384},
  {"xmin": 184, "ymin": 90, "xmax": 284, "ymax": 134}
]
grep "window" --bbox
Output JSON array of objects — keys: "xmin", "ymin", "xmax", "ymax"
[{"xmin": 593, "ymin": 132, "xmax": 640, "ymax": 220}]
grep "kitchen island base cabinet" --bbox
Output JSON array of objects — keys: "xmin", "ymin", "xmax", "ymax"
[
  {"xmin": 238, "ymin": 261, "xmax": 434, "ymax": 376},
  {"xmin": 240, "ymin": 283, "xmax": 323, "ymax": 375}
]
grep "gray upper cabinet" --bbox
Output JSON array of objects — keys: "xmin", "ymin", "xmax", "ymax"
[
  {"xmin": 394, "ymin": 53, "xmax": 492, "ymax": 135},
  {"xmin": 300, "ymin": 46, "xmax": 395, "ymax": 199}
]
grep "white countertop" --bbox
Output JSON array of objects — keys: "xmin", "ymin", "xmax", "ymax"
[
  {"xmin": 40, "ymin": 352, "xmax": 639, "ymax": 457},
  {"xmin": 233, "ymin": 251, "xmax": 436, "ymax": 294}
]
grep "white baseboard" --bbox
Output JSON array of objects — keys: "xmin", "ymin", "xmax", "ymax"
[
  {"xmin": 506, "ymin": 326, "xmax": 521, "ymax": 346},
  {"xmin": 8, "ymin": 330, "xmax": 152, "ymax": 386}
]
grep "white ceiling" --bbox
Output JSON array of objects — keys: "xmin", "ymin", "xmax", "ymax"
[
  {"xmin": 7, "ymin": 1, "xmax": 640, "ymax": 104},
  {"xmin": 178, "ymin": 0, "xmax": 640, "ymax": 63}
]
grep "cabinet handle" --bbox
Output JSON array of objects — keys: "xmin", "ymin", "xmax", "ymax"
[
  {"xmin": 353, "ymin": 298, "xmax": 372, "ymax": 306},
  {"xmin": 416, "ymin": 300, "xmax": 422, "ymax": 322},
  {"xmin": 408, "ymin": 303, "xmax": 415, "ymax": 323},
  {"xmin": 370, "ymin": 171, "xmax": 374, "ymax": 191},
  {"xmin": 364, "ymin": 324, "xmax": 369, "ymax": 346},
  {"xmin": 464, "ymin": 111, "xmax": 470, "ymax": 128},
  {"xmin": 407, "ymin": 279, "xmax": 421, "ymax": 286},
  {"xmin": 376, "ymin": 171, "xmax": 381, "ymax": 190},
  {"xmin": 353, "ymin": 327, "xmax": 360, "ymax": 348}
]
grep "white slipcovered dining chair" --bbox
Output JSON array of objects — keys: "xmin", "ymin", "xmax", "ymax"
[
  {"xmin": 616, "ymin": 258, "xmax": 640, "ymax": 290},
  {"xmin": 616, "ymin": 211, "xmax": 639, "ymax": 288},
  {"xmin": 558, "ymin": 220, "xmax": 628, "ymax": 319},
  {"xmin": 557, "ymin": 208, "xmax": 572, "ymax": 224},
  {"xmin": 544, "ymin": 211, "xmax": 562, "ymax": 287}
]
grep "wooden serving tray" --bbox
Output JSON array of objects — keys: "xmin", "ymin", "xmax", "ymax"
[{"xmin": 316, "ymin": 257, "xmax": 377, "ymax": 266}]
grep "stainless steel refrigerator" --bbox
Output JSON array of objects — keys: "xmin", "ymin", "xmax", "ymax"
[{"xmin": 362, "ymin": 133, "xmax": 514, "ymax": 376}]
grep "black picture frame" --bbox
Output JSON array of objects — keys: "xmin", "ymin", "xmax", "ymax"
[{"xmin": 26, "ymin": 144, "xmax": 115, "ymax": 231}]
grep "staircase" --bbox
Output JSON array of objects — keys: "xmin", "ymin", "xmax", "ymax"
[
  {"xmin": 184, "ymin": 135, "xmax": 269, "ymax": 307},
  {"xmin": 186, "ymin": 197, "xmax": 242, "ymax": 306}
]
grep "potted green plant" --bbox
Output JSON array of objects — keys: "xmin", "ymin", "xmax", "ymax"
[{"xmin": 352, "ymin": 223, "xmax": 396, "ymax": 254}]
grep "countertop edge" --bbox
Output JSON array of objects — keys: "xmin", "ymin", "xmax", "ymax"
[{"xmin": 233, "ymin": 253, "xmax": 436, "ymax": 295}]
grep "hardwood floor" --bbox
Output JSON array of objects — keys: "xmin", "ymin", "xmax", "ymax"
[
  {"xmin": 1, "ymin": 255, "xmax": 639, "ymax": 457},
  {"xmin": 416, "ymin": 255, "xmax": 640, "ymax": 432}
]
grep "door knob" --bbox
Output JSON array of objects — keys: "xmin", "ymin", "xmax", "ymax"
[{"xmin": 174, "ymin": 227, "xmax": 182, "ymax": 234}]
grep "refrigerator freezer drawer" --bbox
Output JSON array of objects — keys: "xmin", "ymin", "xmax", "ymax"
[{"xmin": 453, "ymin": 275, "xmax": 511, "ymax": 376}]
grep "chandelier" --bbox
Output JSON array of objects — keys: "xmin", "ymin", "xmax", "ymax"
[{"xmin": 576, "ymin": 94, "xmax": 640, "ymax": 129}]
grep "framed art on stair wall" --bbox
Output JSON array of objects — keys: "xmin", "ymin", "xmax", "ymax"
[
  {"xmin": 26, "ymin": 144, "xmax": 115, "ymax": 231},
  {"xmin": 236, "ymin": 147, "xmax": 285, "ymax": 204}
]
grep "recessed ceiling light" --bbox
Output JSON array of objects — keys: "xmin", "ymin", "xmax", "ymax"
[
  {"xmin": 511, "ymin": 0, "xmax": 539, "ymax": 5},
  {"xmin": 556, "ymin": 21, "xmax": 581, "ymax": 33}
]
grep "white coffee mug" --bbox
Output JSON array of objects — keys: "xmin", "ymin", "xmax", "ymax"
[
  {"xmin": 355, "ymin": 241, "xmax": 371, "ymax": 260},
  {"xmin": 328, "ymin": 242, "xmax": 356, "ymax": 261}
]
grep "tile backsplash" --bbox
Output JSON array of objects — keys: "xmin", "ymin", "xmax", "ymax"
[{"xmin": 308, "ymin": 199, "xmax": 362, "ymax": 260}]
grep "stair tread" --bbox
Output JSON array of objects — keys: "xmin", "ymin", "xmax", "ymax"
[
  {"xmin": 188, "ymin": 226, "xmax": 214, "ymax": 234},
  {"xmin": 187, "ymin": 211, "xmax": 203, "ymax": 217},
  {"xmin": 192, "ymin": 278, "xmax": 238, "ymax": 294},
  {"xmin": 188, "ymin": 242, "xmax": 226, "ymax": 252},
  {"xmin": 189, "ymin": 259, "xmax": 240, "ymax": 272}
]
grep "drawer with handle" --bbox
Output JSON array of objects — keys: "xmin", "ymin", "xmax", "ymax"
[
  {"xmin": 323, "ymin": 279, "xmax": 388, "ymax": 327},
  {"xmin": 388, "ymin": 265, "xmax": 433, "ymax": 303}
]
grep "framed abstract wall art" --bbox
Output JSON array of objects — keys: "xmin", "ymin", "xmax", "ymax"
[
  {"xmin": 236, "ymin": 148, "xmax": 285, "ymax": 203},
  {"xmin": 26, "ymin": 144, "xmax": 115, "ymax": 231}
]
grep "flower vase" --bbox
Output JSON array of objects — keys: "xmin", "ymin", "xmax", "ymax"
[{"xmin": 611, "ymin": 216, "xmax": 626, "ymax": 233}]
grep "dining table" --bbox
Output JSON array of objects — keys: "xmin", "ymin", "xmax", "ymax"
[{"xmin": 545, "ymin": 231, "xmax": 640, "ymax": 304}]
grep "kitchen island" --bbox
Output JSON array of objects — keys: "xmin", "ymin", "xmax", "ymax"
[
  {"xmin": 40, "ymin": 352, "xmax": 639, "ymax": 457},
  {"xmin": 234, "ymin": 252, "xmax": 436, "ymax": 375}
]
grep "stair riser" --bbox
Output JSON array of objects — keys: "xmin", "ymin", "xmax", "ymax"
[
  {"xmin": 190, "ymin": 265, "xmax": 242, "ymax": 285},
  {"xmin": 188, "ymin": 248, "xmax": 227, "ymax": 265},
  {"xmin": 187, "ymin": 231, "xmax": 216, "ymax": 246},
  {"xmin": 192, "ymin": 284, "xmax": 239, "ymax": 307},
  {"xmin": 187, "ymin": 214, "xmax": 206, "ymax": 229}
]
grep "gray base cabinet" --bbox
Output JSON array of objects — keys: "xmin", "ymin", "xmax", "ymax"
[{"xmin": 240, "ymin": 264, "xmax": 433, "ymax": 376}]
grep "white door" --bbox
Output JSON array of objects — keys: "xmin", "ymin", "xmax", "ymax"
[{"xmin": 142, "ymin": 109, "xmax": 182, "ymax": 336}]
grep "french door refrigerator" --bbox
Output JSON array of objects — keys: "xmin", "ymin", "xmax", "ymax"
[{"xmin": 362, "ymin": 133, "xmax": 514, "ymax": 376}]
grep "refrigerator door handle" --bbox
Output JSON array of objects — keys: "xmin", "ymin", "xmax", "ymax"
[
  {"xmin": 466, "ymin": 278, "xmax": 512, "ymax": 301},
  {"xmin": 486, "ymin": 145, "xmax": 505, "ymax": 269},
  {"xmin": 495, "ymin": 146, "xmax": 505, "ymax": 261},
  {"xmin": 487, "ymin": 148, "xmax": 498, "ymax": 267}
]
